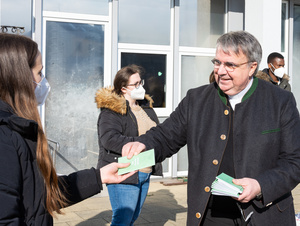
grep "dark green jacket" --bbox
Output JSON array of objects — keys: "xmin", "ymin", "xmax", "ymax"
[{"xmin": 138, "ymin": 77, "xmax": 300, "ymax": 226}]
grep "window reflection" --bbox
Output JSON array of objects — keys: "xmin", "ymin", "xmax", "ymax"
[
  {"xmin": 1, "ymin": 0, "xmax": 31, "ymax": 37},
  {"xmin": 121, "ymin": 53, "xmax": 167, "ymax": 108},
  {"xmin": 119, "ymin": 0, "xmax": 170, "ymax": 45},
  {"xmin": 180, "ymin": 0, "xmax": 226, "ymax": 48},
  {"xmin": 44, "ymin": 0, "xmax": 108, "ymax": 15}
]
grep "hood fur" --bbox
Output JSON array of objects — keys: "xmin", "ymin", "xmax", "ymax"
[
  {"xmin": 95, "ymin": 86, "xmax": 154, "ymax": 115},
  {"xmin": 256, "ymin": 70, "xmax": 290, "ymax": 82}
]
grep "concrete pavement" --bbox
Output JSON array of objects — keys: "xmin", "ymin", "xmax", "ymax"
[{"xmin": 54, "ymin": 179, "xmax": 300, "ymax": 226}]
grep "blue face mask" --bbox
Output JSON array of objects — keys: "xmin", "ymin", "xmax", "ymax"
[{"xmin": 34, "ymin": 75, "xmax": 51, "ymax": 105}]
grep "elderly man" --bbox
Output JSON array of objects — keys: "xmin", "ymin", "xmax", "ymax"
[{"xmin": 122, "ymin": 31, "xmax": 300, "ymax": 226}]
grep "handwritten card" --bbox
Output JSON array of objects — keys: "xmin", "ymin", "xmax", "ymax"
[{"xmin": 118, "ymin": 149, "xmax": 155, "ymax": 175}]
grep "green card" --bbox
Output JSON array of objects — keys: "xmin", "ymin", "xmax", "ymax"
[{"xmin": 118, "ymin": 149, "xmax": 155, "ymax": 175}]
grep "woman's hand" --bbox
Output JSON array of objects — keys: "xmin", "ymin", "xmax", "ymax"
[{"xmin": 100, "ymin": 162, "xmax": 136, "ymax": 184}]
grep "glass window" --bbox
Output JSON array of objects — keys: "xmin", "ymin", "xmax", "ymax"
[
  {"xmin": 45, "ymin": 21, "xmax": 105, "ymax": 174},
  {"xmin": 0, "ymin": 0, "xmax": 31, "ymax": 37},
  {"xmin": 293, "ymin": 5, "xmax": 300, "ymax": 105},
  {"xmin": 43, "ymin": 0, "xmax": 108, "ymax": 16},
  {"xmin": 281, "ymin": 2, "xmax": 288, "ymax": 52},
  {"xmin": 180, "ymin": 0, "xmax": 226, "ymax": 48},
  {"xmin": 119, "ymin": 0, "xmax": 170, "ymax": 45},
  {"xmin": 121, "ymin": 53, "xmax": 167, "ymax": 108},
  {"xmin": 181, "ymin": 55, "xmax": 214, "ymax": 98}
]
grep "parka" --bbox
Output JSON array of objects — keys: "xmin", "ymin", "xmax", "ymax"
[
  {"xmin": 138, "ymin": 77, "xmax": 300, "ymax": 225},
  {"xmin": 95, "ymin": 87, "xmax": 162, "ymax": 184},
  {"xmin": 256, "ymin": 69, "xmax": 291, "ymax": 91},
  {"xmin": 0, "ymin": 100, "xmax": 102, "ymax": 225}
]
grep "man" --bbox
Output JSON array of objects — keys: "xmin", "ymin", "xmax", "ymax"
[
  {"xmin": 256, "ymin": 52, "xmax": 291, "ymax": 91},
  {"xmin": 122, "ymin": 31, "xmax": 300, "ymax": 226}
]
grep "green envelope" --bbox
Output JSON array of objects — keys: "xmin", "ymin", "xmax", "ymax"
[{"xmin": 118, "ymin": 149, "xmax": 155, "ymax": 175}]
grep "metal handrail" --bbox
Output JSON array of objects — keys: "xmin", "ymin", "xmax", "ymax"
[{"xmin": 47, "ymin": 139, "xmax": 59, "ymax": 166}]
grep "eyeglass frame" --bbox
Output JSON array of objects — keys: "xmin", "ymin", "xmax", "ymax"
[
  {"xmin": 127, "ymin": 79, "xmax": 144, "ymax": 89},
  {"xmin": 211, "ymin": 58, "xmax": 253, "ymax": 72}
]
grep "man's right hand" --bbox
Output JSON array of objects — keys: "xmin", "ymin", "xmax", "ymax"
[{"xmin": 122, "ymin": 142, "xmax": 146, "ymax": 159}]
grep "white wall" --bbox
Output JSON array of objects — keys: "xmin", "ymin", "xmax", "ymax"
[{"xmin": 244, "ymin": 0, "xmax": 282, "ymax": 69}]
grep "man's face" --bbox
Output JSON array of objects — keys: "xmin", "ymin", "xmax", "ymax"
[
  {"xmin": 214, "ymin": 48, "xmax": 257, "ymax": 96},
  {"xmin": 268, "ymin": 57, "xmax": 285, "ymax": 73}
]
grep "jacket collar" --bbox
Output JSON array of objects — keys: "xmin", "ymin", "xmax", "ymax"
[
  {"xmin": 217, "ymin": 76, "xmax": 258, "ymax": 106},
  {"xmin": 0, "ymin": 100, "xmax": 38, "ymax": 140},
  {"xmin": 95, "ymin": 86, "xmax": 154, "ymax": 115}
]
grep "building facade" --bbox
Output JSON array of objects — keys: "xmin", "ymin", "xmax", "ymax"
[{"xmin": 1, "ymin": 0, "xmax": 300, "ymax": 178}]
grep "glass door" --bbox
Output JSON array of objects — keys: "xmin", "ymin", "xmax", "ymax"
[{"xmin": 44, "ymin": 19, "xmax": 106, "ymax": 174}]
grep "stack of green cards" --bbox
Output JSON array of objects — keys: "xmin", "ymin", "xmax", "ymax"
[
  {"xmin": 118, "ymin": 149, "xmax": 155, "ymax": 175},
  {"xmin": 211, "ymin": 173, "xmax": 244, "ymax": 198}
]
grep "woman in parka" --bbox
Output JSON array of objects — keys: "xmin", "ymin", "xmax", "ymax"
[{"xmin": 95, "ymin": 65, "xmax": 163, "ymax": 225}]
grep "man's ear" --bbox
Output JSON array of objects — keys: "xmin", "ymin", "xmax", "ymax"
[{"xmin": 249, "ymin": 62, "xmax": 258, "ymax": 77}]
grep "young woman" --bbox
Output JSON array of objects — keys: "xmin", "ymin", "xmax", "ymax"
[
  {"xmin": 0, "ymin": 33, "xmax": 134, "ymax": 225},
  {"xmin": 95, "ymin": 65, "xmax": 163, "ymax": 225}
]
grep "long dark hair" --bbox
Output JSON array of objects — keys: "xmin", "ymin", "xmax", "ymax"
[{"xmin": 0, "ymin": 33, "xmax": 66, "ymax": 215}]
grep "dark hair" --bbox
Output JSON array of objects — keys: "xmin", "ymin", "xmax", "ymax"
[
  {"xmin": 113, "ymin": 64, "xmax": 144, "ymax": 95},
  {"xmin": 0, "ymin": 33, "xmax": 66, "ymax": 215},
  {"xmin": 267, "ymin": 52, "xmax": 284, "ymax": 63},
  {"xmin": 216, "ymin": 31, "xmax": 262, "ymax": 75}
]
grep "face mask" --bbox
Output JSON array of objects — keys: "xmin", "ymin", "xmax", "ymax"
[
  {"xmin": 34, "ymin": 77, "xmax": 51, "ymax": 105},
  {"xmin": 270, "ymin": 64, "xmax": 285, "ymax": 78},
  {"xmin": 127, "ymin": 86, "xmax": 145, "ymax": 100}
]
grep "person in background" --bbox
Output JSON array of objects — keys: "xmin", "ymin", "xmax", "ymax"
[
  {"xmin": 0, "ymin": 33, "xmax": 135, "ymax": 226},
  {"xmin": 122, "ymin": 31, "xmax": 300, "ymax": 226},
  {"xmin": 95, "ymin": 64, "xmax": 162, "ymax": 226},
  {"xmin": 256, "ymin": 52, "xmax": 291, "ymax": 91}
]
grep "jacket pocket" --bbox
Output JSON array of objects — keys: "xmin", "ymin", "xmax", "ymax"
[
  {"xmin": 261, "ymin": 128, "xmax": 280, "ymax": 135},
  {"xmin": 276, "ymin": 193, "xmax": 293, "ymax": 212}
]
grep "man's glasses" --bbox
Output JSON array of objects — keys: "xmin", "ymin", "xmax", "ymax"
[
  {"xmin": 127, "ymin": 80, "xmax": 144, "ymax": 89},
  {"xmin": 211, "ymin": 59, "xmax": 251, "ymax": 72}
]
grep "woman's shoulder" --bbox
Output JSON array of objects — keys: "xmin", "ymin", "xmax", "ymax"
[{"xmin": 95, "ymin": 86, "xmax": 127, "ymax": 115}]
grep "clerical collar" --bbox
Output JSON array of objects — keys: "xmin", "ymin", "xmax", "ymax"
[{"xmin": 228, "ymin": 77, "xmax": 253, "ymax": 110}]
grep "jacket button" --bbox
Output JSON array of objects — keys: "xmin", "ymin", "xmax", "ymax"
[
  {"xmin": 204, "ymin": 186, "xmax": 210, "ymax": 192},
  {"xmin": 196, "ymin": 212, "xmax": 201, "ymax": 218},
  {"xmin": 224, "ymin": 110, "xmax": 229, "ymax": 115},
  {"xmin": 220, "ymin": 134, "xmax": 226, "ymax": 140},
  {"xmin": 213, "ymin": 159, "xmax": 218, "ymax": 165}
]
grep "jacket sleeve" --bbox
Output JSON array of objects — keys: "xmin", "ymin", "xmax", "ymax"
[
  {"xmin": 256, "ymin": 92, "xmax": 300, "ymax": 205},
  {"xmin": 137, "ymin": 91, "xmax": 190, "ymax": 163},
  {"xmin": 59, "ymin": 167, "xmax": 102, "ymax": 206},
  {"xmin": 98, "ymin": 108, "xmax": 134, "ymax": 155},
  {"xmin": 0, "ymin": 128, "xmax": 23, "ymax": 224}
]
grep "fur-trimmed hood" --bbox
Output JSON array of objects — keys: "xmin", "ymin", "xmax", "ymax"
[
  {"xmin": 95, "ymin": 86, "xmax": 154, "ymax": 115},
  {"xmin": 256, "ymin": 69, "xmax": 290, "ymax": 82}
]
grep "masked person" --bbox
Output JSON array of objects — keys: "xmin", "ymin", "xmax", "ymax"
[
  {"xmin": 0, "ymin": 33, "xmax": 135, "ymax": 226},
  {"xmin": 256, "ymin": 52, "xmax": 291, "ymax": 91},
  {"xmin": 95, "ymin": 65, "xmax": 162, "ymax": 226}
]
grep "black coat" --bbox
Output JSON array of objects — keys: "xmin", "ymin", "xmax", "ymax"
[
  {"xmin": 95, "ymin": 87, "xmax": 163, "ymax": 184},
  {"xmin": 0, "ymin": 100, "xmax": 102, "ymax": 225},
  {"xmin": 138, "ymin": 77, "xmax": 300, "ymax": 225}
]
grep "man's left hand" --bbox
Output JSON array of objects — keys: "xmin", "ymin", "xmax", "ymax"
[{"xmin": 232, "ymin": 178, "xmax": 261, "ymax": 203}]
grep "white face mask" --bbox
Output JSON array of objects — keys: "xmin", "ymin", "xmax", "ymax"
[
  {"xmin": 270, "ymin": 64, "xmax": 285, "ymax": 78},
  {"xmin": 126, "ymin": 86, "xmax": 145, "ymax": 100},
  {"xmin": 34, "ymin": 76, "xmax": 51, "ymax": 105}
]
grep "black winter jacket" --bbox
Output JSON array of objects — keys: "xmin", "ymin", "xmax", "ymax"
[
  {"xmin": 0, "ymin": 100, "xmax": 102, "ymax": 225},
  {"xmin": 95, "ymin": 87, "xmax": 163, "ymax": 184}
]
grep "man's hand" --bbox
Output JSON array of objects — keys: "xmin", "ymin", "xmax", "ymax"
[
  {"xmin": 232, "ymin": 178, "xmax": 261, "ymax": 203},
  {"xmin": 100, "ymin": 162, "xmax": 136, "ymax": 184},
  {"xmin": 122, "ymin": 142, "xmax": 146, "ymax": 159}
]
